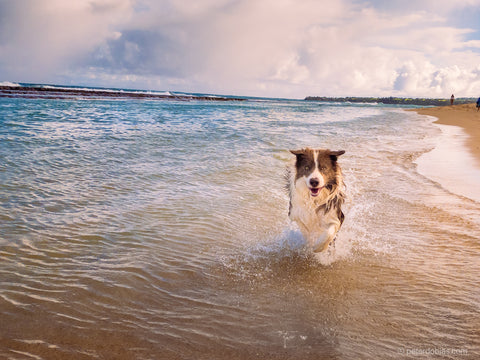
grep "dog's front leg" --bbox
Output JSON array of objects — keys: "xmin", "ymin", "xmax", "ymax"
[{"xmin": 312, "ymin": 224, "xmax": 338, "ymax": 253}]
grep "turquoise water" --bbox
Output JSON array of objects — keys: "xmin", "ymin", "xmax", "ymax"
[{"xmin": 1, "ymin": 95, "xmax": 479, "ymax": 359}]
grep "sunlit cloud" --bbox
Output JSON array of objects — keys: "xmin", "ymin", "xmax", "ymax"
[{"xmin": 1, "ymin": 0, "xmax": 480, "ymax": 98}]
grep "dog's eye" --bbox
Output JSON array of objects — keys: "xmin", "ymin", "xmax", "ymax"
[
  {"xmin": 319, "ymin": 166, "xmax": 326, "ymax": 171},
  {"xmin": 304, "ymin": 166, "xmax": 309, "ymax": 171}
]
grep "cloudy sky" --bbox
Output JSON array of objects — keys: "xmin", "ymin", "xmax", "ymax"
[{"xmin": 1, "ymin": 0, "xmax": 480, "ymax": 98}]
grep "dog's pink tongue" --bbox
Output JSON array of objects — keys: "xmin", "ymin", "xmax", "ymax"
[{"xmin": 310, "ymin": 188, "xmax": 319, "ymax": 196}]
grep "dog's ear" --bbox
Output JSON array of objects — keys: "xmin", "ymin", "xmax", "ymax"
[
  {"xmin": 328, "ymin": 150, "xmax": 345, "ymax": 161},
  {"xmin": 290, "ymin": 149, "xmax": 305, "ymax": 156},
  {"xmin": 329, "ymin": 150, "xmax": 345, "ymax": 156}
]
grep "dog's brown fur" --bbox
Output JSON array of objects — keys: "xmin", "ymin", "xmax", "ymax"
[{"xmin": 287, "ymin": 148, "xmax": 346, "ymax": 252}]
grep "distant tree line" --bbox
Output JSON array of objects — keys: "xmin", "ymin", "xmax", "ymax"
[{"xmin": 304, "ymin": 96, "xmax": 475, "ymax": 106}]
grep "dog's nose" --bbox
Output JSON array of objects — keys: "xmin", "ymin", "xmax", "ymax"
[{"xmin": 310, "ymin": 178, "xmax": 319, "ymax": 188}]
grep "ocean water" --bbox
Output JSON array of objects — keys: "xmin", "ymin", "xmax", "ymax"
[{"xmin": 0, "ymin": 94, "xmax": 479, "ymax": 359}]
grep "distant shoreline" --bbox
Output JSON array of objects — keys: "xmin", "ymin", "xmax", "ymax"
[
  {"xmin": 0, "ymin": 85, "xmax": 247, "ymax": 102},
  {"xmin": 305, "ymin": 96, "xmax": 475, "ymax": 106}
]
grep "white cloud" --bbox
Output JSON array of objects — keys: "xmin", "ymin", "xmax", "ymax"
[
  {"xmin": 1, "ymin": 0, "xmax": 480, "ymax": 98},
  {"xmin": 0, "ymin": 0, "xmax": 133, "ymax": 80}
]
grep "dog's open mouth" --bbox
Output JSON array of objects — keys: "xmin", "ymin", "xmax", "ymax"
[{"xmin": 309, "ymin": 187, "xmax": 322, "ymax": 197}]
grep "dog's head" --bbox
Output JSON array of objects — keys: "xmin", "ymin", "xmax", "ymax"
[{"xmin": 290, "ymin": 148, "xmax": 345, "ymax": 197}]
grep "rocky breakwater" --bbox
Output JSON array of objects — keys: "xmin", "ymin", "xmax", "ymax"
[{"xmin": 0, "ymin": 85, "xmax": 247, "ymax": 102}]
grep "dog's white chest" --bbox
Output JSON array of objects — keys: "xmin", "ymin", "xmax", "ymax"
[
  {"xmin": 289, "ymin": 179, "xmax": 342, "ymax": 252},
  {"xmin": 290, "ymin": 190, "xmax": 328, "ymax": 233}
]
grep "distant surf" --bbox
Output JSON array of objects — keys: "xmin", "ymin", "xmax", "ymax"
[
  {"xmin": 0, "ymin": 82, "xmax": 247, "ymax": 102},
  {"xmin": 0, "ymin": 81, "xmax": 21, "ymax": 87}
]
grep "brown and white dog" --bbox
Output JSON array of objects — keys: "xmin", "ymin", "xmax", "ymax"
[{"xmin": 287, "ymin": 148, "xmax": 346, "ymax": 252}]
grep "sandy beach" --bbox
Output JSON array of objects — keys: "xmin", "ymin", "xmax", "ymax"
[{"xmin": 413, "ymin": 103, "xmax": 480, "ymax": 166}]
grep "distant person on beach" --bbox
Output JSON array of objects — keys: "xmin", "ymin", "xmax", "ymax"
[
  {"xmin": 477, "ymin": 97, "xmax": 480, "ymax": 111},
  {"xmin": 450, "ymin": 94, "xmax": 455, "ymax": 105}
]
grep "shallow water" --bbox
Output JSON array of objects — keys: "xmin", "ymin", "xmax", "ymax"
[
  {"xmin": 416, "ymin": 122, "xmax": 480, "ymax": 202},
  {"xmin": 0, "ymin": 97, "xmax": 479, "ymax": 359}
]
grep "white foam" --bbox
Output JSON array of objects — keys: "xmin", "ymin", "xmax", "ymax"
[
  {"xmin": 0, "ymin": 81, "xmax": 20, "ymax": 87},
  {"xmin": 8, "ymin": 350, "xmax": 43, "ymax": 360},
  {"xmin": 249, "ymin": 226, "xmax": 352, "ymax": 266},
  {"xmin": 40, "ymin": 85, "xmax": 173, "ymax": 96},
  {"xmin": 416, "ymin": 122, "xmax": 480, "ymax": 202}
]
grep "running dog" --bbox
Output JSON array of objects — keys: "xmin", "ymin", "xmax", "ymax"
[{"xmin": 286, "ymin": 147, "xmax": 346, "ymax": 252}]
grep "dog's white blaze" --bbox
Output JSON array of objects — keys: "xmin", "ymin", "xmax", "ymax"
[{"xmin": 305, "ymin": 149, "xmax": 325, "ymax": 188}]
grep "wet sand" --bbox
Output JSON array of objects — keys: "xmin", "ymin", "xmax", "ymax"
[{"xmin": 413, "ymin": 103, "xmax": 480, "ymax": 166}]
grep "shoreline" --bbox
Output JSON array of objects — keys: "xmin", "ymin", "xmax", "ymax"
[
  {"xmin": 411, "ymin": 104, "xmax": 480, "ymax": 202},
  {"xmin": 411, "ymin": 103, "xmax": 480, "ymax": 166}
]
